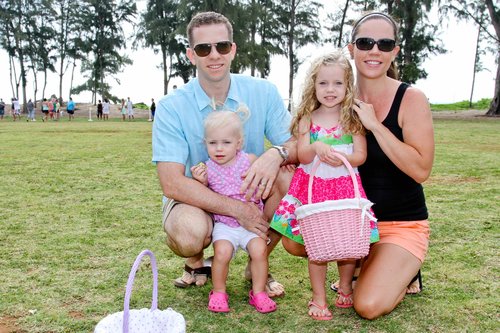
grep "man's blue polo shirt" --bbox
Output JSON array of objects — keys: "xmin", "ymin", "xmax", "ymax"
[{"xmin": 152, "ymin": 74, "xmax": 292, "ymax": 177}]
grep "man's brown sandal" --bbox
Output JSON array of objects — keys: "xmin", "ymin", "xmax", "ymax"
[{"xmin": 173, "ymin": 264, "xmax": 211, "ymax": 288}]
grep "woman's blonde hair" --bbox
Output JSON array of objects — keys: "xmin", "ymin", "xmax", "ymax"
[
  {"xmin": 203, "ymin": 104, "xmax": 250, "ymax": 142},
  {"xmin": 291, "ymin": 50, "xmax": 365, "ymax": 136}
]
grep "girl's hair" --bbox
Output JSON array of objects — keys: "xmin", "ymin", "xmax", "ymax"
[
  {"xmin": 291, "ymin": 50, "xmax": 365, "ymax": 136},
  {"xmin": 351, "ymin": 12, "xmax": 400, "ymax": 80},
  {"xmin": 204, "ymin": 104, "xmax": 250, "ymax": 142}
]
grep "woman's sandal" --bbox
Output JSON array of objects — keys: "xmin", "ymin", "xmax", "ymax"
[
  {"xmin": 173, "ymin": 264, "xmax": 211, "ymax": 288},
  {"xmin": 331, "ymin": 270, "xmax": 423, "ymax": 295},
  {"xmin": 208, "ymin": 290, "xmax": 230, "ymax": 313},
  {"xmin": 248, "ymin": 290, "xmax": 277, "ymax": 313},
  {"xmin": 308, "ymin": 300, "xmax": 333, "ymax": 321},
  {"xmin": 330, "ymin": 276, "xmax": 357, "ymax": 293},
  {"xmin": 407, "ymin": 269, "xmax": 423, "ymax": 294},
  {"xmin": 335, "ymin": 290, "xmax": 353, "ymax": 308}
]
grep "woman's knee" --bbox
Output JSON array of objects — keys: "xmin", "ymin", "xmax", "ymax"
[
  {"xmin": 353, "ymin": 291, "xmax": 396, "ymax": 320},
  {"xmin": 282, "ymin": 237, "xmax": 307, "ymax": 257},
  {"xmin": 354, "ymin": 297, "xmax": 384, "ymax": 320}
]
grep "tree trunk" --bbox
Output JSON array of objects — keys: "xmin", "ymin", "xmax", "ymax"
[
  {"xmin": 59, "ymin": 59, "xmax": 64, "ymax": 102},
  {"xmin": 486, "ymin": 54, "xmax": 499, "ymax": 116},
  {"xmin": 288, "ymin": 0, "xmax": 296, "ymax": 112},
  {"xmin": 17, "ymin": 42, "xmax": 28, "ymax": 113},
  {"xmin": 485, "ymin": 0, "xmax": 499, "ymax": 116},
  {"xmin": 250, "ymin": 28, "xmax": 256, "ymax": 77},
  {"xmin": 69, "ymin": 60, "xmax": 76, "ymax": 99},
  {"xmin": 337, "ymin": 0, "xmax": 350, "ymax": 47},
  {"xmin": 250, "ymin": 1, "xmax": 257, "ymax": 77},
  {"xmin": 469, "ymin": 25, "xmax": 480, "ymax": 108},
  {"xmin": 43, "ymin": 70, "xmax": 48, "ymax": 100},
  {"xmin": 162, "ymin": 43, "xmax": 168, "ymax": 95},
  {"xmin": 32, "ymin": 68, "xmax": 39, "ymax": 109},
  {"xmin": 9, "ymin": 56, "xmax": 17, "ymax": 99}
]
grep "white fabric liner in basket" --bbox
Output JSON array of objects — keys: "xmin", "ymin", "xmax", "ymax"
[
  {"xmin": 94, "ymin": 249, "xmax": 186, "ymax": 333},
  {"xmin": 295, "ymin": 151, "xmax": 377, "ymax": 262}
]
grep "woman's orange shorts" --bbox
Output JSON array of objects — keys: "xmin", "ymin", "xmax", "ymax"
[{"xmin": 375, "ymin": 220, "xmax": 430, "ymax": 263}]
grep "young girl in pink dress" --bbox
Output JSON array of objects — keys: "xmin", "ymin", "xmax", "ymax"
[
  {"xmin": 270, "ymin": 50, "xmax": 379, "ymax": 319},
  {"xmin": 191, "ymin": 107, "xmax": 276, "ymax": 314}
]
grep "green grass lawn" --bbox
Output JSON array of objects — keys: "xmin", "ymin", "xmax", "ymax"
[
  {"xmin": 0, "ymin": 116, "xmax": 498, "ymax": 332},
  {"xmin": 430, "ymin": 98, "xmax": 491, "ymax": 111}
]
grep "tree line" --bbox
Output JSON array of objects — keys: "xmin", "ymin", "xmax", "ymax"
[{"xmin": 0, "ymin": 0, "xmax": 498, "ymax": 115}]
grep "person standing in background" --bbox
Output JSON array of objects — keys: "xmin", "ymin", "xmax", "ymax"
[
  {"xmin": 12, "ymin": 98, "xmax": 20, "ymax": 121},
  {"xmin": 102, "ymin": 98, "xmax": 110, "ymax": 120},
  {"xmin": 150, "ymin": 98, "xmax": 156, "ymax": 121},
  {"xmin": 27, "ymin": 99, "xmax": 35, "ymax": 122},
  {"xmin": 55, "ymin": 98, "xmax": 61, "ymax": 121},
  {"xmin": 97, "ymin": 100, "xmax": 103, "ymax": 120},
  {"xmin": 41, "ymin": 98, "xmax": 49, "ymax": 122},
  {"xmin": 127, "ymin": 97, "xmax": 134, "ymax": 121},
  {"xmin": 120, "ymin": 98, "xmax": 126, "ymax": 121},
  {"xmin": 48, "ymin": 97, "xmax": 55, "ymax": 120},
  {"xmin": 66, "ymin": 97, "xmax": 76, "ymax": 121},
  {"xmin": 0, "ymin": 98, "xmax": 5, "ymax": 120}
]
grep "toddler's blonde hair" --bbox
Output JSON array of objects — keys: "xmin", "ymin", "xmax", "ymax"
[{"xmin": 203, "ymin": 104, "xmax": 250, "ymax": 143}]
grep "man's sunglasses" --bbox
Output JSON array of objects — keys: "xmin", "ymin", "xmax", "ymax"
[
  {"xmin": 353, "ymin": 38, "xmax": 396, "ymax": 52},
  {"xmin": 193, "ymin": 41, "xmax": 233, "ymax": 57}
]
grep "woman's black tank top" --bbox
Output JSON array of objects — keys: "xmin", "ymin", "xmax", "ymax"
[{"xmin": 359, "ymin": 83, "xmax": 428, "ymax": 221}]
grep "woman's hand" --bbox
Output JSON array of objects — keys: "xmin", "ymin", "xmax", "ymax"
[{"xmin": 353, "ymin": 99, "xmax": 379, "ymax": 131}]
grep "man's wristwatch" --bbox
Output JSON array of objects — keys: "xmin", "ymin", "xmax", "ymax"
[{"xmin": 270, "ymin": 145, "xmax": 289, "ymax": 166}]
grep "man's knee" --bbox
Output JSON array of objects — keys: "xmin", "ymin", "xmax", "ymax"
[{"xmin": 164, "ymin": 205, "xmax": 212, "ymax": 257}]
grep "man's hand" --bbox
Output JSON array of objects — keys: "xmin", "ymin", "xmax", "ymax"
[
  {"xmin": 240, "ymin": 149, "xmax": 282, "ymax": 201},
  {"xmin": 234, "ymin": 201, "xmax": 269, "ymax": 240}
]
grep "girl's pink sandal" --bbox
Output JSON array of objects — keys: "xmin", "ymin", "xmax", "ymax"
[
  {"xmin": 308, "ymin": 300, "xmax": 333, "ymax": 321},
  {"xmin": 249, "ymin": 290, "xmax": 277, "ymax": 313},
  {"xmin": 335, "ymin": 290, "xmax": 353, "ymax": 308},
  {"xmin": 208, "ymin": 290, "xmax": 230, "ymax": 313}
]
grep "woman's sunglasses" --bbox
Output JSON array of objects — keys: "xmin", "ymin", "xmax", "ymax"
[
  {"xmin": 193, "ymin": 41, "xmax": 233, "ymax": 57},
  {"xmin": 353, "ymin": 38, "xmax": 396, "ymax": 52}
]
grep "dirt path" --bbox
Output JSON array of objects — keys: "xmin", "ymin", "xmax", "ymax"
[
  {"xmin": 431, "ymin": 109, "xmax": 496, "ymax": 119},
  {"xmin": 68, "ymin": 103, "xmax": 151, "ymax": 119}
]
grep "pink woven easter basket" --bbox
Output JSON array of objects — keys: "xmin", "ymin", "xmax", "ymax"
[{"xmin": 295, "ymin": 151, "xmax": 376, "ymax": 262}]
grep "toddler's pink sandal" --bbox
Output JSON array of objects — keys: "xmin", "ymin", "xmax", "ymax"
[
  {"xmin": 248, "ymin": 290, "xmax": 277, "ymax": 313},
  {"xmin": 208, "ymin": 290, "xmax": 230, "ymax": 313}
]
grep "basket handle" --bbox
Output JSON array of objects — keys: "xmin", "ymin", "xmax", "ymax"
[
  {"xmin": 307, "ymin": 149, "xmax": 361, "ymax": 204},
  {"xmin": 123, "ymin": 249, "xmax": 158, "ymax": 333}
]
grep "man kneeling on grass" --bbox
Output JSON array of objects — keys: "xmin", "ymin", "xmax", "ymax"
[{"xmin": 152, "ymin": 11, "xmax": 297, "ymax": 299}]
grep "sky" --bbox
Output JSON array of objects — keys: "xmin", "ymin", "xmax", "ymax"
[{"xmin": 0, "ymin": 2, "xmax": 496, "ymax": 106}]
